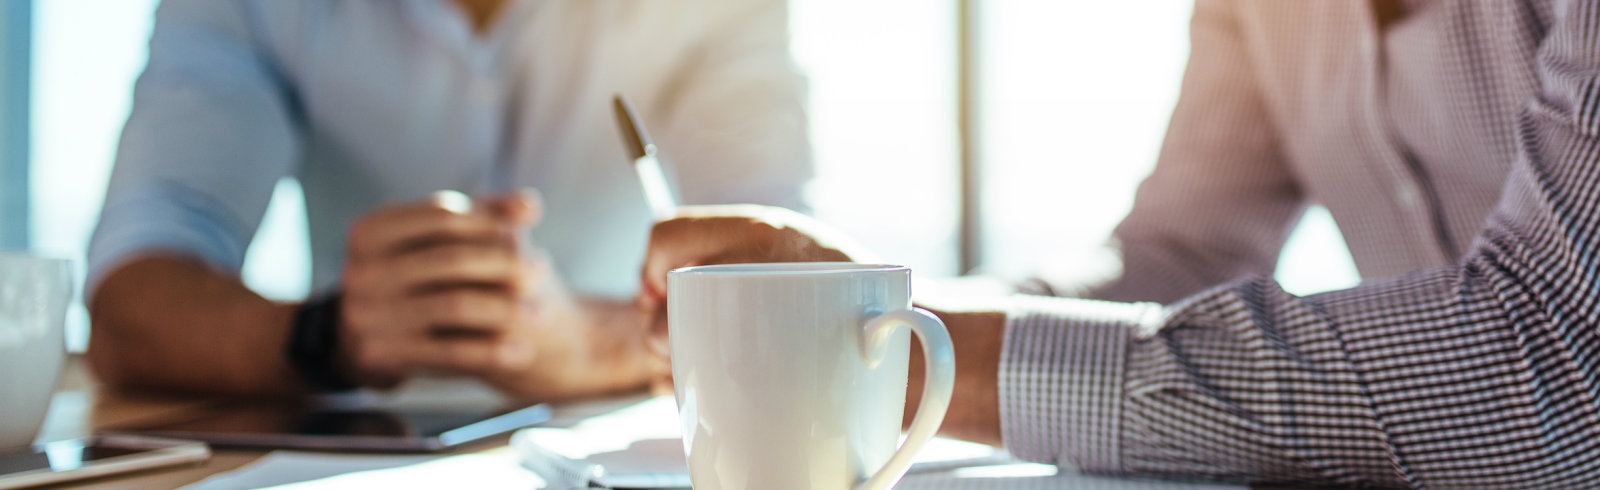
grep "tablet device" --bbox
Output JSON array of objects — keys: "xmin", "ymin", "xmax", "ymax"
[
  {"xmin": 104, "ymin": 403, "xmax": 552, "ymax": 453},
  {"xmin": 0, "ymin": 435, "xmax": 210, "ymax": 490}
]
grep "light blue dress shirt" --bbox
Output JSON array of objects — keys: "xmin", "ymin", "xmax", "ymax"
[{"xmin": 88, "ymin": 0, "xmax": 812, "ymax": 300}]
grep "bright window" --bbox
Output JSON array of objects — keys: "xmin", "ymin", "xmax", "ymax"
[
  {"xmin": 974, "ymin": 1, "xmax": 1358, "ymax": 294},
  {"xmin": 30, "ymin": 0, "xmax": 160, "ymax": 349},
  {"xmin": 792, "ymin": 0, "xmax": 961, "ymax": 277}
]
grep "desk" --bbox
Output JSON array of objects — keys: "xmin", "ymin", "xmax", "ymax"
[
  {"xmin": 35, "ymin": 356, "xmax": 531, "ymax": 490},
  {"xmin": 37, "ymin": 356, "xmax": 1307, "ymax": 490},
  {"xmin": 38, "ymin": 356, "xmax": 257, "ymax": 489}
]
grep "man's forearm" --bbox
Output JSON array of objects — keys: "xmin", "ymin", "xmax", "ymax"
[
  {"xmin": 905, "ymin": 307, "xmax": 1006, "ymax": 446},
  {"xmin": 88, "ymin": 254, "xmax": 307, "ymax": 396}
]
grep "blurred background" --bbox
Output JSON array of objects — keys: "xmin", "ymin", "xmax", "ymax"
[{"xmin": 1, "ymin": 0, "xmax": 1358, "ymax": 350}]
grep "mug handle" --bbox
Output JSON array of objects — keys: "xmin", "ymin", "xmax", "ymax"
[{"xmin": 855, "ymin": 307, "xmax": 956, "ymax": 490}]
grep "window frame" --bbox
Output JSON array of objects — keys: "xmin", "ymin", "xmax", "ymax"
[{"xmin": 0, "ymin": 0, "xmax": 30, "ymax": 250}]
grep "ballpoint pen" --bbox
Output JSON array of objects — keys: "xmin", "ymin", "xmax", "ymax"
[{"xmin": 612, "ymin": 94, "xmax": 679, "ymax": 221}]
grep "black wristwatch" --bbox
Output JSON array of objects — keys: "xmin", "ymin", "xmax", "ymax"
[{"xmin": 287, "ymin": 292, "xmax": 360, "ymax": 392}]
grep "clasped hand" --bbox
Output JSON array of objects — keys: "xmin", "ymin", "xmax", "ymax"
[{"xmin": 336, "ymin": 190, "xmax": 651, "ymax": 401}]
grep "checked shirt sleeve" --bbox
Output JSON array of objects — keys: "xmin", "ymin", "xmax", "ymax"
[{"xmin": 1000, "ymin": 1, "xmax": 1600, "ymax": 488}]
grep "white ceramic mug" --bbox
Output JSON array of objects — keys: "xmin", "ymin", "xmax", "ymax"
[
  {"xmin": 669, "ymin": 263, "xmax": 955, "ymax": 490},
  {"xmin": 0, "ymin": 254, "xmax": 71, "ymax": 449}
]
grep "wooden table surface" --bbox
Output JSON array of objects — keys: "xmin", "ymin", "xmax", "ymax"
[{"xmin": 35, "ymin": 356, "xmax": 253, "ymax": 489}]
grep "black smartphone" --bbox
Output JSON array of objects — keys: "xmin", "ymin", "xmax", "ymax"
[{"xmin": 0, "ymin": 435, "xmax": 210, "ymax": 489}]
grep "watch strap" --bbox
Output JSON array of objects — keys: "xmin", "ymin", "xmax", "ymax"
[{"xmin": 287, "ymin": 292, "xmax": 359, "ymax": 392}]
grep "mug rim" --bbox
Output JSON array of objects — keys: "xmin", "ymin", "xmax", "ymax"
[{"xmin": 670, "ymin": 262, "xmax": 907, "ymax": 276}]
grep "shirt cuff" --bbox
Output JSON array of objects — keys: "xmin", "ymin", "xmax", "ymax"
[{"xmin": 999, "ymin": 295, "xmax": 1162, "ymax": 472}]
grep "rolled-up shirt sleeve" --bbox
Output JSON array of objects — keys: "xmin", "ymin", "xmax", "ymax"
[
  {"xmin": 87, "ymin": 0, "xmax": 300, "ymax": 300},
  {"xmin": 1000, "ymin": 1, "xmax": 1600, "ymax": 487}
]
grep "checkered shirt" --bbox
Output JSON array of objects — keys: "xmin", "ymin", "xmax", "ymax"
[{"xmin": 1004, "ymin": 1, "xmax": 1600, "ymax": 487}]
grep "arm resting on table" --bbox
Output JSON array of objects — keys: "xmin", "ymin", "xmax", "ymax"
[{"xmin": 88, "ymin": 254, "xmax": 307, "ymax": 397}]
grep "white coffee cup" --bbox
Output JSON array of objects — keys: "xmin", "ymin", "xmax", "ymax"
[
  {"xmin": 669, "ymin": 263, "xmax": 955, "ymax": 490},
  {"xmin": 0, "ymin": 254, "xmax": 71, "ymax": 449}
]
